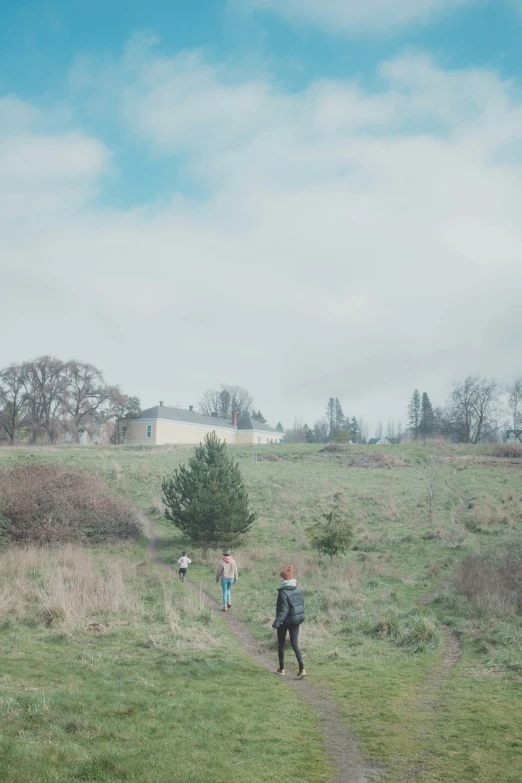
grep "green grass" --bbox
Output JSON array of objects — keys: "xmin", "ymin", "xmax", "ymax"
[
  {"xmin": 1, "ymin": 442, "xmax": 521, "ymax": 782},
  {"xmin": 0, "ymin": 545, "xmax": 330, "ymax": 783}
]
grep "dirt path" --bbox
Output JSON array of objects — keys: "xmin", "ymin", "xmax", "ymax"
[{"xmin": 137, "ymin": 509, "xmax": 383, "ymax": 783}]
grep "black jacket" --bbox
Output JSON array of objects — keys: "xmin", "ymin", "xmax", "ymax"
[{"xmin": 272, "ymin": 585, "xmax": 305, "ymax": 629}]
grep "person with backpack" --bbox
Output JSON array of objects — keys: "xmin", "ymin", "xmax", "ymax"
[
  {"xmin": 272, "ymin": 565, "xmax": 306, "ymax": 679},
  {"xmin": 215, "ymin": 548, "xmax": 238, "ymax": 611}
]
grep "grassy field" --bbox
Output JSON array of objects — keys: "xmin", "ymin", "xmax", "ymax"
[{"xmin": 1, "ymin": 442, "xmax": 521, "ymax": 782}]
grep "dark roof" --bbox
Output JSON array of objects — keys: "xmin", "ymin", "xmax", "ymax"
[
  {"xmin": 135, "ymin": 406, "xmax": 280, "ymax": 434},
  {"xmin": 237, "ymin": 416, "xmax": 280, "ymax": 434},
  {"xmin": 136, "ymin": 406, "xmax": 235, "ymax": 429}
]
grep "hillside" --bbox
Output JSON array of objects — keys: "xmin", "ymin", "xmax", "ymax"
[{"xmin": 0, "ymin": 443, "xmax": 521, "ymax": 782}]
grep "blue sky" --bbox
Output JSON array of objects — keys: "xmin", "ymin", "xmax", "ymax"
[{"xmin": 1, "ymin": 0, "xmax": 522, "ymax": 431}]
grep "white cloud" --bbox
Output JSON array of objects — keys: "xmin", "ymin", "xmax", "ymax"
[
  {"xmin": 1, "ymin": 47, "xmax": 522, "ymax": 432},
  {"xmin": 240, "ymin": 0, "xmax": 475, "ymax": 33}
]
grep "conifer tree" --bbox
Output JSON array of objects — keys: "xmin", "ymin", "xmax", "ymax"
[
  {"xmin": 419, "ymin": 392, "xmax": 435, "ymax": 441},
  {"xmin": 307, "ymin": 493, "xmax": 353, "ymax": 563},
  {"xmin": 162, "ymin": 432, "xmax": 256, "ymax": 548},
  {"xmin": 408, "ymin": 389, "xmax": 421, "ymax": 441}
]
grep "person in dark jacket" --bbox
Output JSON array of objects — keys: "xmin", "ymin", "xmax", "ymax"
[{"xmin": 272, "ymin": 565, "xmax": 306, "ymax": 679}]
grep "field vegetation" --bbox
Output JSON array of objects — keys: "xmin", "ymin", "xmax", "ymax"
[{"xmin": 0, "ymin": 442, "xmax": 521, "ymax": 782}]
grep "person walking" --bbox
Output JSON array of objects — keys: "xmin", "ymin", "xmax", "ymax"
[
  {"xmin": 272, "ymin": 565, "xmax": 306, "ymax": 679},
  {"xmin": 215, "ymin": 548, "xmax": 238, "ymax": 611},
  {"xmin": 177, "ymin": 551, "xmax": 191, "ymax": 582}
]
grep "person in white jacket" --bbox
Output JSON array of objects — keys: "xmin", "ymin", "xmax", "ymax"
[
  {"xmin": 177, "ymin": 551, "xmax": 191, "ymax": 582},
  {"xmin": 215, "ymin": 548, "xmax": 238, "ymax": 611}
]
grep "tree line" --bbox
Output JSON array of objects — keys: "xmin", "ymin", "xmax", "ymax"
[
  {"xmin": 284, "ymin": 398, "xmax": 367, "ymax": 444},
  {"xmin": 407, "ymin": 374, "xmax": 522, "ymax": 443},
  {"xmin": 0, "ymin": 356, "xmax": 135, "ymax": 445}
]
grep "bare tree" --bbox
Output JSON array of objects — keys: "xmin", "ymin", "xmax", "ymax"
[
  {"xmin": 386, "ymin": 420, "xmax": 396, "ymax": 439},
  {"xmin": 60, "ymin": 360, "xmax": 124, "ymax": 442},
  {"xmin": 199, "ymin": 384, "xmax": 253, "ymax": 419},
  {"xmin": 0, "ymin": 364, "xmax": 27, "ymax": 444},
  {"xmin": 376, "ymin": 421, "xmax": 384, "ymax": 438},
  {"xmin": 284, "ymin": 417, "xmax": 306, "ymax": 443},
  {"xmin": 447, "ymin": 374, "xmax": 503, "ymax": 443},
  {"xmin": 507, "ymin": 377, "xmax": 522, "ymax": 441},
  {"xmin": 22, "ymin": 356, "xmax": 69, "ymax": 443}
]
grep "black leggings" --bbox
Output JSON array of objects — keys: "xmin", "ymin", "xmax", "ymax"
[{"xmin": 277, "ymin": 624, "xmax": 304, "ymax": 670}]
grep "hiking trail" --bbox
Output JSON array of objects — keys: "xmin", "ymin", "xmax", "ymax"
[{"xmin": 137, "ymin": 508, "xmax": 383, "ymax": 783}]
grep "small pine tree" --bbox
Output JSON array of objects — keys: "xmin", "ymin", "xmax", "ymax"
[
  {"xmin": 351, "ymin": 416, "xmax": 359, "ymax": 443},
  {"xmin": 275, "ymin": 422, "xmax": 284, "ymax": 433},
  {"xmin": 162, "ymin": 432, "xmax": 256, "ymax": 548},
  {"xmin": 307, "ymin": 493, "xmax": 353, "ymax": 563}
]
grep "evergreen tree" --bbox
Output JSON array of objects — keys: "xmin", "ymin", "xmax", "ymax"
[
  {"xmin": 162, "ymin": 432, "xmax": 256, "ymax": 548},
  {"xmin": 351, "ymin": 416, "xmax": 360, "ymax": 443},
  {"xmin": 408, "ymin": 389, "xmax": 421, "ymax": 441},
  {"xmin": 419, "ymin": 393, "xmax": 435, "ymax": 441},
  {"xmin": 275, "ymin": 422, "xmax": 284, "ymax": 433},
  {"xmin": 304, "ymin": 424, "xmax": 315, "ymax": 443},
  {"xmin": 334, "ymin": 398, "xmax": 345, "ymax": 436},
  {"xmin": 325, "ymin": 398, "xmax": 336, "ymax": 440},
  {"xmin": 307, "ymin": 493, "xmax": 353, "ymax": 563},
  {"xmin": 251, "ymin": 409, "xmax": 267, "ymax": 424}
]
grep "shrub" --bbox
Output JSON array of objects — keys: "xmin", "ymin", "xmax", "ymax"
[
  {"xmin": 491, "ymin": 444, "xmax": 522, "ymax": 458},
  {"xmin": 0, "ymin": 463, "xmax": 141, "ymax": 544}
]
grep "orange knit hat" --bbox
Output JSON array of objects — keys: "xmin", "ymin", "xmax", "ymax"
[{"xmin": 280, "ymin": 565, "xmax": 294, "ymax": 580}]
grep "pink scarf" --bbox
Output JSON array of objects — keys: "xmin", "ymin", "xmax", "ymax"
[{"xmin": 223, "ymin": 556, "xmax": 233, "ymax": 563}]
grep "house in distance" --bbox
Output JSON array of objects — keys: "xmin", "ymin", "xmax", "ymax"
[{"xmin": 121, "ymin": 402, "xmax": 283, "ymax": 446}]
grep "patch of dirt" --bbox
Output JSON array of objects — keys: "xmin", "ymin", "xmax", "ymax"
[
  {"xmin": 255, "ymin": 454, "xmax": 283, "ymax": 462},
  {"xmin": 86, "ymin": 623, "xmax": 105, "ymax": 632},
  {"xmin": 348, "ymin": 453, "xmax": 407, "ymax": 469},
  {"xmin": 137, "ymin": 508, "xmax": 383, "ymax": 783},
  {"xmin": 319, "ymin": 445, "xmax": 347, "ymax": 454}
]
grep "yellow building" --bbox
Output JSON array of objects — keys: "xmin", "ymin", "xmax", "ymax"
[{"xmin": 121, "ymin": 403, "xmax": 284, "ymax": 446}]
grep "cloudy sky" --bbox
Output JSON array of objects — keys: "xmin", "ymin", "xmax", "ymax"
[{"xmin": 1, "ymin": 0, "xmax": 522, "ymax": 433}]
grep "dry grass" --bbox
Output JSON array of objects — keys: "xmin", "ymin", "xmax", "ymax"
[
  {"xmin": 0, "ymin": 545, "xmax": 219, "ymax": 652},
  {"xmin": 0, "ymin": 545, "xmax": 143, "ymax": 627},
  {"xmin": 456, "ymin": 545, "xmax": 522, "ymax": 615}
]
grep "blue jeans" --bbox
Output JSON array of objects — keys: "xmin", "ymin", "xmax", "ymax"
[{"xmin": 221, "ymin": 578, "xmax": 233, "ymax": 606}]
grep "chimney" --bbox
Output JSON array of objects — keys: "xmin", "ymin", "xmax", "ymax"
[
  {"xmin": 232, "ymin": 411, "xmax": 238, "ymax": 428},
  {"xmin": 159, "ymin": 400, "xmax": 164, "ymax": 407},
  {"xmin": 189, "ymin": 405, "xmax": 194, "ymax": 412}
]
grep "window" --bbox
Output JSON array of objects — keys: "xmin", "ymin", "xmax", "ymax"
[
  {"xmin": 266, "ymin": 438, "xmax": 270, "ymax": 443},
  {"xmin": 146, "ymin": 425, "xmax": 152, "ymax": 438},
  {"xmin": 258, "ymin": 437, "xmax": 261, "ymax": 444}
]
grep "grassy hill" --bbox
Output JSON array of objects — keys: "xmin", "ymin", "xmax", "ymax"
[{"xmin": 1, "ymin": 442, "xmax": 521, "ymax": 782}]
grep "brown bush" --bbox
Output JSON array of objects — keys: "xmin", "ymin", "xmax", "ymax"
[
  {"xmin": 0, "ymin": 463, "xmax": 141, "ymax": 544},
  {"xmin": 319, "ymin": 445, "xmax": 346, "ymax": 454},
  {"xmin": 491, "ymin": 444, "xmax": 522, "ymax": 458},
  {"xmin": 456, "ymin": 545, "xmax": 522, "ymax": 614},
  {"xmin": 349, "ymin": 452, "xmax": 407, "ymax": 469}
]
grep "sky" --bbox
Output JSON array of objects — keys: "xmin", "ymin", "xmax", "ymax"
[{"xmin": 1, "ymin": 0, "xmax": 522, "ymax": 434}]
